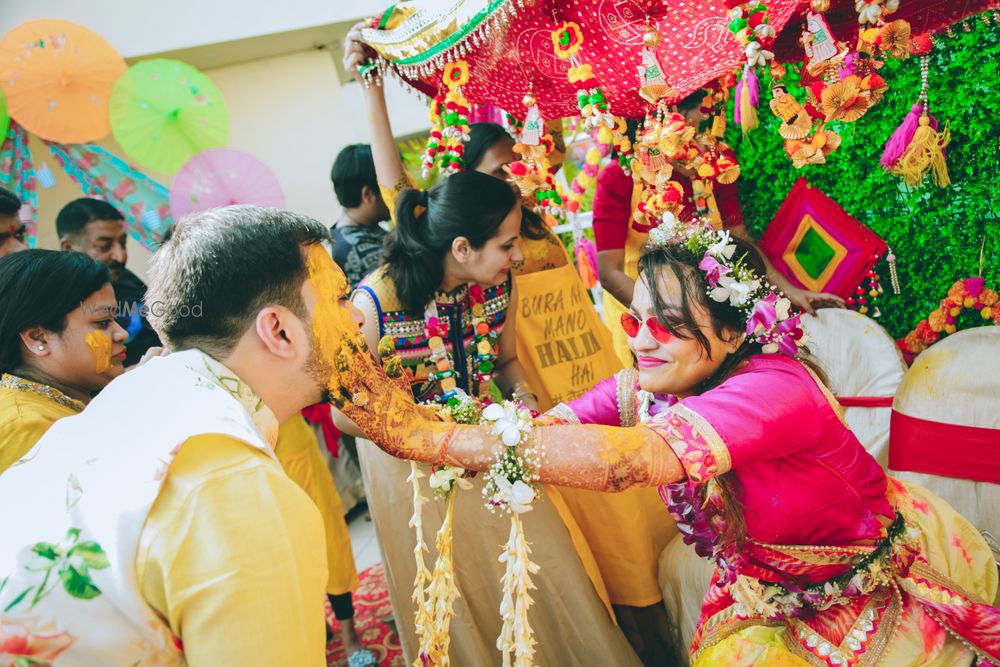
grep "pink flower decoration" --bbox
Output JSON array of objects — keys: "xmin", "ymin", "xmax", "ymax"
[
  {"xmin": 964, "ymin": 277, "xmax": 985, "ymax": 298},
  {"xmin": 746, "ymin": 292, "xmax": 779, "ymax": 336},
  {"xmin": 774, "ymin": 315, "xmax": 805, "ymax": 356},
  {"xmin": 698, "ymin": 251, "xmax": 730, "ymax": 287}
]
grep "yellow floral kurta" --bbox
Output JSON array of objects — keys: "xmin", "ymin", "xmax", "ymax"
[
  {"xmin": 0, "ymin": 374, "xmax": 84, "ymax": 474},
  {"xmin": 275, "ymin": 415, "xmax": 359, "ymax": 596}
]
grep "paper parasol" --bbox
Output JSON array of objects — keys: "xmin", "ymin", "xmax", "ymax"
[
  {"xmin": 170, "ymin": 148, "xmax": 285, "ymax": 216},
  {"xmin": 0, "ymin": 19, "xmax": 126, "ymax": 143},
  {"xmin": 0, "ymin": 89, "xmax": 9, "ymax": 142},
  {"xmin": 109, "ymin": 59, "xmax": 228, "ymax": 174}
]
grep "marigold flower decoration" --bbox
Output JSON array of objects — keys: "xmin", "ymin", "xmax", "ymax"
[
  {"xmin": 422, "ymin": 61, "xmax": 472, "ymax": 177},
  {"xmin": 551, "ymin": 21, "xmax": 614, "ymax": 130},
  {"xmin": 897, "ymin": 277, "xmax": 999, "ymax": 363},
  {"xmin": 443, "ymin": 60, "xmax": 470, "ymax": 88},
  {"xmin": 551, "ymin": 20, "xmax": 584, "ymax": 59}
]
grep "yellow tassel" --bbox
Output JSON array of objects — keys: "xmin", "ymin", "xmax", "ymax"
[
  {"xmin": 892, "ymin": 116, "xmax": 951, "ymax": 188},
  {"xmin": 739, "ymin": 80, "xmax": 758, "ymax": 134}
]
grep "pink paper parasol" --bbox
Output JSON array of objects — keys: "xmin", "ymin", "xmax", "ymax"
[{"xmin": 170, "ymin": 148, "xmax": 284, "ymax": 216}]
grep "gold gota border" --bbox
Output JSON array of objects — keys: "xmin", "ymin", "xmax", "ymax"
[
  {"xmin": 671, "ymin": 403, "xmax": 733, "ymax": 476},
  {"xmin": 802, "ymin": 364, "xmax": 848, "ymax": 428},
  {"xmin": 784, "ymin": 586, "xmax": 902, "ymax": 667},
  {"xmin": 690, "ymin": 616, "xmax": 784, "ymax": 665},
  {"xmin": 0, "ymin": 373, "xmax": 86, "ymax": 413},
  {"xmin": 904, "ymin": 558, "xmax": 985, "ymax": 606},
  {"xmin": 361, "ymin": 0, "xmax": 511, "ymax": 66},
  {"xmin": 615, "ymin": 367, "xmax": 638, "ymax": 427}
]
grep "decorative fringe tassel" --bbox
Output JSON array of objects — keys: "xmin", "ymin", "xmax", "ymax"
[
  {"xmin": 887, "ymin": 247, "xmax": 901, "ymax": 295},
  {"xmin": 881, "ymin": 103, "xmax": 923, "ymax": 167},
  {"xmin": 892, "ymin": 116, "xmax": 951, "ymax": 188},
  {"xmin": 574, "ymin": 237, "xmax": 599, "ymax": 289},
  {"xmin": 737, "ymin": 66, "xmax": 759, "ymax": 134},
  {"xmin": 733, "ymin": 77, "xmax": 743, "ymax": 126}
]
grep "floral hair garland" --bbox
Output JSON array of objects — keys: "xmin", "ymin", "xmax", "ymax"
[{"xmin": 647, "ymin": 219, "xmax": 807, "ymax": 357}]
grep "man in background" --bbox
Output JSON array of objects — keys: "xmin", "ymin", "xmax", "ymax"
[
  {"xmin": 330, "ymin": 144, "xmax": 390, "ymax": 288},
  {"xmin": 0, "ymin": 187, "xmax": 28, "ymax": 257},
  {"xmin": 57, "ymin": 197, "xmax": 161, "ymax": 365}
]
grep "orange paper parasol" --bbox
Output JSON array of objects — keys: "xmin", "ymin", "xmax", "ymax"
[{"xmin": 0, "ymin": 19, "xmax": 126, "ymax": 143}]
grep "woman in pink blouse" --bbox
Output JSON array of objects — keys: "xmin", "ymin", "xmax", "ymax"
[{"xmin": 339, "ymin": 230, "xmax": 1000, "ymax": 666}]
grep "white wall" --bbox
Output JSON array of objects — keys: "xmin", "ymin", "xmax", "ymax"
[
  {"xmin": 31, "ymin": 47, "xmax": 429, "ymax": 281},
  {"xmin": 0, "ymin": 0, "xmax": 376, "ymax": 57}
]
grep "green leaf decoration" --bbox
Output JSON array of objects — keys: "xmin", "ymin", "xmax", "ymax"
[
  {"xmin": 3, "ymin": 586, "xmax": 32, "ymax": 612},
  {"xmin": 71, "ymin": 542, "xmax": 110, "ymax": 570},
  {"xmin": 59, "ymin": 564, "xmax": 103, "ymax": 600},
  {"xmin": 30, "ymin": 542, "xmax": 59, "ymax": 561}
]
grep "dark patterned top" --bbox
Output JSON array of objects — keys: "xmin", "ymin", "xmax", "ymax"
[
  {"xmin": 331, "ymin": 223, "xmax": 388, "ymax": 289},
  {"xmin": 356, "ymin": 266, "xmax": 510, "ymax": 402}
]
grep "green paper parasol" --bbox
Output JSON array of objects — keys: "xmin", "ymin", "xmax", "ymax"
[
  {"xmin": 109, "ymin": 58, "xmax": 228, "ymax": 174},
  {"xmin": 0, "ymin": 88, "xmax": 9, "ymax": 141}
]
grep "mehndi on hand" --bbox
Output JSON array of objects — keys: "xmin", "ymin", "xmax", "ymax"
[{"xmin": 329, "ymin": 333, "xmax": 439, "ymax": 462}]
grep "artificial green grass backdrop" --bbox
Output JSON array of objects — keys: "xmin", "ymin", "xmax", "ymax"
[{"xmin": 728, "ymin": 15, "xmax": 999, "ymax": 339}]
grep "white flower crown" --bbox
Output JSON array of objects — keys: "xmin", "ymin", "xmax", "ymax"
[{"xmin": 646, "ymin": 216, "xmax": 807, "ymax": 357}]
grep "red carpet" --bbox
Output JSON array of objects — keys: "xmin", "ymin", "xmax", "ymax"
[{"xmin": 326, "ymin": 563, "xmax": 405, "ymax": 667}]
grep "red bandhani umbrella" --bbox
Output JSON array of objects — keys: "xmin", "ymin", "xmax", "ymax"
[
  {"xmin": 169, "ymin": 148, "xmax": 284, "ymax": 217},
  {"xmin": 360, "ymin": 0, "xmax": 997, "ymax": 120}
]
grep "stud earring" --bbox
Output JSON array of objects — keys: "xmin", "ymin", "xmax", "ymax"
[{"xmin": 36, "ymin": 345, "xmax": 45, "ymax": 351}]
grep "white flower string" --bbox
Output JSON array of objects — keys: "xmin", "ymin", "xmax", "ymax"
[
  {"xmin": 497, "ymin": 513, "xmax": 540, "ymax": 667},
  {"xmin": 408, "ymin": 462, "xmax": 437, "ymax": 663},
  {"xmin": 410, "ymin": 396, "xmax": 474, "ymax": 666},
  {"xmin": 479, "ymin": 400, "xmax": 543, "ymax": 666},
  {"xmin": 407, "ymin": 394, "xmax": 543, "ymax": 666},
  {"xmin": 421, "ymin": 492, "xmax": 459, "ymax": 665},
  {"xmin": 647, "ymin": 221, "xmax": 808, "ymax": 357}
]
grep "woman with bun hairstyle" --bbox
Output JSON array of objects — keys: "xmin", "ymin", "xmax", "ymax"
[{"xmin": 337, "ymin": 170, "xmax": 642, "ymax": 666}]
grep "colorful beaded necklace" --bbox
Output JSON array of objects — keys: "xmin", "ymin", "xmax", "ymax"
[{"xmin": 423, "ymin": 283, "xmax": 499, "ymax": 402}]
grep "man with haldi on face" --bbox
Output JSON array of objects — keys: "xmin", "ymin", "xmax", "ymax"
[{"xmin": 0, "ymin": 206, "xmax": 365, "ymax": 666}]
